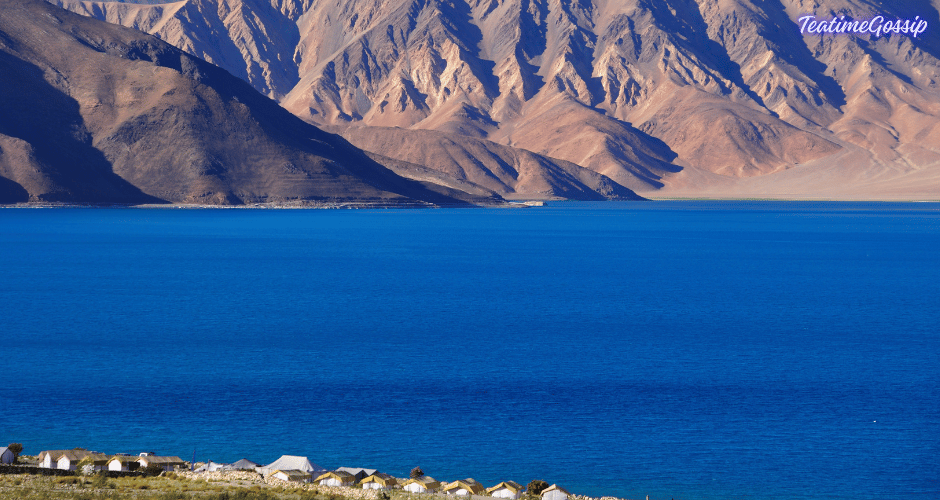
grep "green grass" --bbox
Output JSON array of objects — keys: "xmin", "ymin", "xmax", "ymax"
[
  {"xmin": 0, "ymin": 474, "xmax": 331, "ymax": 500},
  {"xmin": 0, "ymin": 474, "xmax": 488, "ymax": 500}
]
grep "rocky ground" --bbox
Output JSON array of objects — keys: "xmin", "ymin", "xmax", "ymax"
[{"xmin": 1, "ymin": 469, "xmax": 643, "ymax": 500}]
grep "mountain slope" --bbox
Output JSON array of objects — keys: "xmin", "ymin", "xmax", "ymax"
[
  {"xmin": 339, "ymin": 125, "xmax": 644, "ymax": 200},
  {"xmin": 57, "ymin": 0, "xmax": 303, "ymax": 100},
  {"xmin": 53, "ymin": 0, "xmax": 940, "ymax": 199},
  {"xmin": 0, "ymin": 47, "xmax": 160, "ymax": 205},
  {"xmin": 1, "ymin": 0, "xmax": 479, "ymax": 206}
]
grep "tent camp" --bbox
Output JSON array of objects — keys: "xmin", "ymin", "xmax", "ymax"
[
  {"xmin": 271, "ymin": 469, "xmax": 312, "ymax": 483},
  {"xmin": 261, "ymin": 455, "xmax": 324, "ymax": 475},
  {"xmin": 315, "ymin": 470, "xmax": 356, "ymax": 486},
  {"xmin": 541, "ymin": 484, "xmax": 570, "ymax": 500},
  {"xmin": 403, "ymin": 476, "xmax": 441, "ymax": 493},
  {"xmin": 231, "ymin": 459, "xmax": 260, "ymax": 470},
  {"xmin": 444, "ymin": 479, "xmax": 485, "ymax": 496},
  {"xmin": 194, "ymin": 461, "xmax": 228, "ymax": 473},
  {"xmin": 137, "ymin": 456, "xmax": 186, "ymax": 472},
  {"xmin": 337, "ymin": 467, "xmax": 377, "ymax": 482},
  {"xmin": 74, "ymin": 453, "xmax": 110, "ymax": 472},
  {"xmin": 108, "ymin": 456, "xmax": 139, "ymax": 472},
  {"xmin": 38, "ymin": 450, "xmax": 76, "ymax": 469},
  {"xmin": 55, "ymin": 450, "xmax": 94, "ymax": 471},
  {"xmin": 360, "ymin": 473, "xmax": 398, "ymax": 490},
  {"xmin": 487, "ymin": 481, "xmax": 524, "ymax": 499}
]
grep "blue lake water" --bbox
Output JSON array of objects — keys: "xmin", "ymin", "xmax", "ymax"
[{"xmin": 1, "ymin": 201, "xmax": 938, "ymax": 500}]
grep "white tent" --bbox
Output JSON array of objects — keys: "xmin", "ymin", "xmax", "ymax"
[
  {"xmin": 541, "ymin": 484, "xmax": 570, "ymax": 500},
  {"xmin": 338, "ymin": 467, "xmax": 377, "ymax": 482},
  {"xmin": 194, "ymin": 461, "xmax": 228, "ymax": 473},
  {"xmin": 261, "ymin": 455, "xmax": 324, "ymax": 475},
  {"xmin": 231, "ymin": 459, "xmax": 260, "ymax": 470}
]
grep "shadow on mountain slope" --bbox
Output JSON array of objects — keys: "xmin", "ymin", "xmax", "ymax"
[{"xmin": 0, "ymin": 50, "xmax": 165, "ymax": 204}]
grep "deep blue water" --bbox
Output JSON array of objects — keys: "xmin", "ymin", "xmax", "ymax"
[{"xmin": 1, "ymin": 201, "xmax": 938, "ymax": 500}]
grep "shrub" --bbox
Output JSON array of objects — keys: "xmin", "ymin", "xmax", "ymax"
[
  {"xmin": 91, "ymin": 473, "xmax": 109, "ymax": 488},
  {"xmin": 208, "ymin": 490, "xmax": 279, "ymax": 500},
  {"xmin": 7, "ymin": 443, "xmax": 23, "ymax": 463},
  {"xmin": 409, "ymin": 467, "xmax": 424, "ymax": 479},
  {"xmin": 527, "ymin": 480, "xmax": 549, "ymax": 496},
  {"xmin": 154, "ymin": 492, "xmax": 194, "ymax": 500},
  {"xmin": 142, "ymin": 464, "xmax": 166, "ymax": 477}
]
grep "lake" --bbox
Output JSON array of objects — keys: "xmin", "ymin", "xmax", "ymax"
[{"xmin": 1, "ymin": 201, "xmax": 938, "ymax": 500}]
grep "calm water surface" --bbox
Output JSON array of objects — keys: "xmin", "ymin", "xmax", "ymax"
[{"xmin": 1, "ymin": 201, "xmax": 938, "ymax": 500}]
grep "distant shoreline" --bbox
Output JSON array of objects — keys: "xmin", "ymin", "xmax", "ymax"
[
  {"xmin": 2, "ymin": 198, "xmax": 939, "ymax": 209},
  {"xmin": 643, "ymin": 196, "xmax": 940, "ymax": 202}
]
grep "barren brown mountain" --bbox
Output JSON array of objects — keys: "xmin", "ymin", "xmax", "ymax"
[
  {"xmin": 47, "ymin": 0, "xmax": 940, "ymax": 199},
  {"xmin": 340, "ymin": 125, "xmax": 644, "ymax": 200},
  {"xmin": 0, "ymin": 0, "xmax": 494, "ymax": 206}
]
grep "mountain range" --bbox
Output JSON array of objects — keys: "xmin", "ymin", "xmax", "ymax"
[
  {"xmin": 1, "ymin": 0, "xmax": 508, "ymax": 205},
  {"xmin": 5, "ymin": 0, "xmax": 940, "ymax": 203}
]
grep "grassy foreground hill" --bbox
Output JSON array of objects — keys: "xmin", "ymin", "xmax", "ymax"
[
  {"xmin": 0, "ymin": 474, "xmax": 605, "ymax": 500},
  {"xmin": 1, "ymin": 473, "xmax": 368, "ymax": 500}
]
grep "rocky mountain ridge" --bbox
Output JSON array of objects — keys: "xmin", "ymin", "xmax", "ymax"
[
  {"xmin": 0, "ymin": 0, "xmax": 494, "ymax": 206},
  {"xmin": 50, "ymin": 0, "xmax": 940, "ymax": 199}
]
